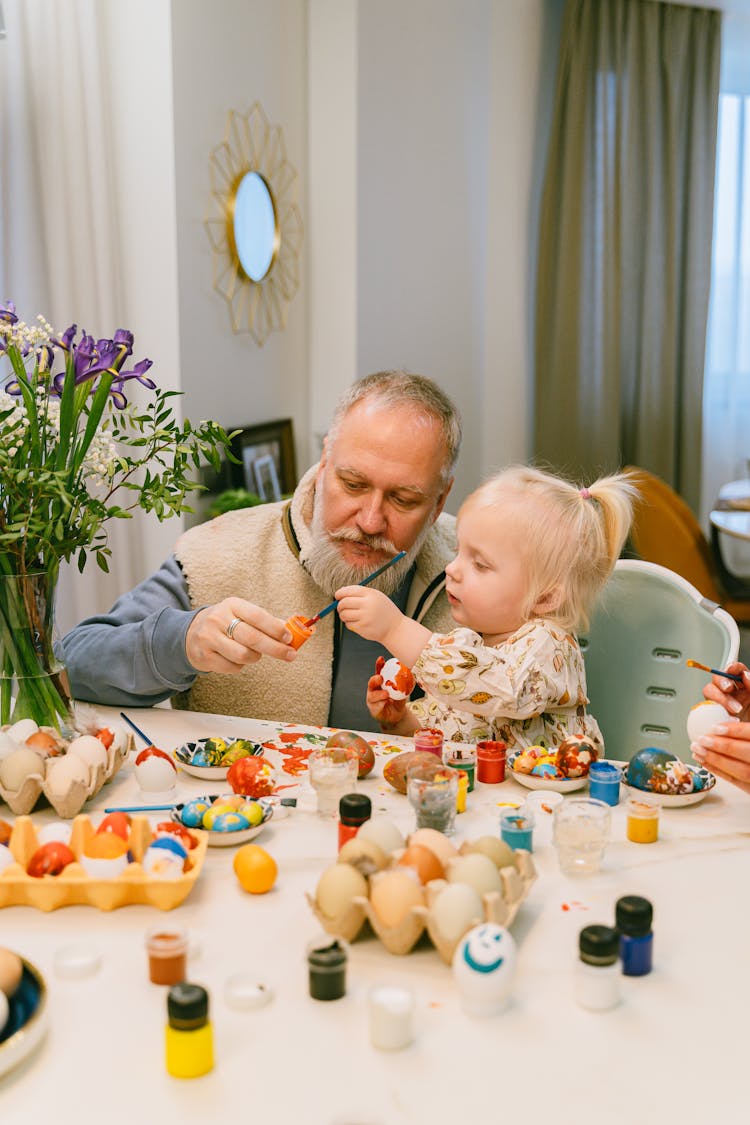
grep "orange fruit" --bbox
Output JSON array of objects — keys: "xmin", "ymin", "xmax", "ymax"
[{"xmin": 233, "ymin": 844, "xmax": 277, "ymax": 894}]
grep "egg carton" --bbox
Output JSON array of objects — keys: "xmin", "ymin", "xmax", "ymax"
[
  {"xmin": 0, "ymin": 815, "xmax": 207, "ymax": 911},
  {"xmin": 306, "ymin": 846, "xmax": 536, "ymax": 965},
  {"xmin": 0, "ymin": 727, "xmax": 132, "ymax": 818}
]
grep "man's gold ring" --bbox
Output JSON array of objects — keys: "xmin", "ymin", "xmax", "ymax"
[{"xmin": 226, "ymin": 616, "xmax": 242, "ymax": 640}]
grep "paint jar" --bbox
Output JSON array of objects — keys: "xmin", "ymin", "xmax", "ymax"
[
  {"xmin": 575, "ymin": 925, "xmax": 620, "ymax": 1011},
  {"xmin": 552, "ymin": 798, "xmax": 611, "ymax": 876},
  {"xmin": 443, "ymin": 744, "xmax": 476, "ymax": 791},
  {"xmin": 407, "ymin": 763, "xmax": 458, "ymax": 835},
  {"xmin": 625, "ymin": 796, "xmax": 660, "ymax": 843},
  {"xmin": 147, "ymin": 927, "xmax": 188, "ymax": 986},
  {"xmin": 587, "ymin": 760, "xmax": 621, "ymax": 806},
  {"xmin": 368, "ymin": 985, "xmax": 415, "ymax": 1050},
  {"xmin": 500, "ymin": 809, "xmax": 534, "ymax": 852},
  {"xmin": 476, "ymin": 741, "xmax": 506, "ymax": 784},
  {"xmin": 338, "ymin": 793, "xmax": 372, "ymax": 851},
  {"xmin": 307, "ymin": 937, "xmax": 348, "ymax": 1001},
  {"xmin": 455, "ymin": 770, "xmax": 469, "ymax": 813},
  {"xmin": 308, "ymin": 746, "xmax": 359, "ymax": 818},
  {"xmin": 413, "ymin": 728, "xmax": 444, "ymax": 757},
  {"xmin": 165, "ymin": 982, "xmax": 214, "ymax": 1078},
  {"xmin": 616, "ymin": 895, "xmax": 653, "ymax": 976},
  {"xmin": 284, "ymin": 615, "xmax": 315, "ymax": 650}
]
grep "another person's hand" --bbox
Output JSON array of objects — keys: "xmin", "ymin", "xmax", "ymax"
[
  {"xmin": 185, "ymin": 599, "xmax": 296, "ymax": 674},
  {"xmin": 692, "ymin": 721, "xmax": 750, "ymax": 798},
  {"xmin": 702, "ymin": 662, "xmax": 750, "ymax": 721}
]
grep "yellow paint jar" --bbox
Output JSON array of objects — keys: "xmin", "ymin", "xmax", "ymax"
[
  {"xmin": 455, "ymin": 770, "xmax": 469, "ymax": 814},
  {"xmin": 626, "ymin": 797, "xmax": 660, "ymax": 844}
]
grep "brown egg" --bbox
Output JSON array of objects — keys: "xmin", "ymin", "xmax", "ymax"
[
  {"xmin": 397, "ymin": 843, "xmax": 445, "ymax": 885},
  {"xmin": 369, "ymin": 868, "xmax": 425, "ymax": 928},
  {"xmin": 25, "ymin": 730, "xmax": 60, "ymax": 755},
  {"xmin": 0, "ymin": 947, "xmax": 23, "ymax": 996}
]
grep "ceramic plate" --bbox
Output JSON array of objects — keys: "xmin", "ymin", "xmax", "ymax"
[
  {"xmin": 621, "ymin": 765, "xmax": 717, "ymax": 808},
  {"xmin": 174, "ymin": 737, "xmax": 263, "ymax": 781},
  {"xmin": 0, "ymin": 959, "xmax": 48, "ymax": 1078},
  {"xmin": 507, "ymin": 750, "xmax": 589, "ymax": 793},
  {"xmin": 171, "ymin": 794, "xmax": 274, "ymax": 847}
]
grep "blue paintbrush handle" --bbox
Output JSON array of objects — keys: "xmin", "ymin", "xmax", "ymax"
[{"xmin": 310, "ymin": 550, "xmax": 407, "ymax": 623}]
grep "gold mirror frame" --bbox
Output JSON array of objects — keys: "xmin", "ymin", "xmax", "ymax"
[{"xmin": 204, "ymin": 104, "xmax": 303, "ymax": 345}]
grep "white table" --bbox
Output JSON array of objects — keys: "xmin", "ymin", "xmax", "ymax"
[{"xmin": 2, "ymin": 705, "xmax": 750, "ymax": 1124}]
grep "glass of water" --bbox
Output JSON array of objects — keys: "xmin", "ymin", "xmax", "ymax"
[{"xmin": 552, "ymin": 798, "xmax": 611, "ymax": 876}]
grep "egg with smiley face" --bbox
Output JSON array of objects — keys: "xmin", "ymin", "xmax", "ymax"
[{"xmin": 452, "ymin": 923, "xmax": 517, "ymax": 1017}]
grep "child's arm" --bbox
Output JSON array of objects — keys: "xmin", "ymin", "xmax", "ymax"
[
  {"xmin": 335, "ymin": 586, "xmax": 432, "ymax": 666},
  {"xmin": 366, "ymin": 673, "xmax": 421, "ymax": 736}
]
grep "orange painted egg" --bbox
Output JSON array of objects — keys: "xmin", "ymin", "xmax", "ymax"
[
  {"xmin": 96, "ymin": 812, "xmax": 131, "ymax": 840},
  {"xmin": 397, "ymin": 843, "xmax": 445, "ymax": 885},
  {"xmin": 27, "ymin": 841, "xmax": 76, "ymax": 878}
]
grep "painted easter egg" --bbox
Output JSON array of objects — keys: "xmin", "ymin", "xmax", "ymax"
[
  {"xmin": 220, "ymin": 739, "xmax": 258, "ymax": 766},
  {"xmin": 376, "ymin": 656, "xmax": 416, "ymax": 701},
  {"xmin": 326, "ymin": 730, "xmax": 375, "ymax": 779},
  {"xmin": 626, "ymin": 747, "xmax": 695, "ymax": 795},
  {"xmin": 181, "ymin": 798, "xmax": 211, "ymax": 828},
  {"xmin": 452, "ymin": 923, "xmax": 517, "ymax": 1017},
  {"xmin": 556, "ymin": 734, "xmax": 598, "ymax": 778},
  {"xmin": 226, "ymin": 756, "xmax": 274, "ymax": 798},
  {"xmin": 211, "ymin": 812, "xmax": 251, "ymax": 833}
]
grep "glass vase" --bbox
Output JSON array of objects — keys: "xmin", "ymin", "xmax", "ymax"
[{"xmin": 0, "ymin": 565, "xmax": 74, "ymax": 733}]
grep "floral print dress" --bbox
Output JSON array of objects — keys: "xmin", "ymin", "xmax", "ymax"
[{"xmin": 410, "ymin": 619, "xmax": 603, "ymax": 752}]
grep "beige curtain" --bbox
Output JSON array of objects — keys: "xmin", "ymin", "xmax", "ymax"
[{"xmin": 534, "ymin": 0, "xmax": 721, "ymax": 512}]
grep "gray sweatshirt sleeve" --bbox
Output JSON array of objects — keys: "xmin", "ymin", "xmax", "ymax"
[{"xmin": 56, "ymin": 556, "xmax": 201, "ymax": 707}]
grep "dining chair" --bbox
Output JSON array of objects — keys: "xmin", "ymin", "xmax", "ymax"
[
  {"xmin": 579, "ymin": 559, "xmax": 740, "ymax": 762},
  {"xmin": 624, "ymin": 464, "xmax": 750, "ymax": 624}
]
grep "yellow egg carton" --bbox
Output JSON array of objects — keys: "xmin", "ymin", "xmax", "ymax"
[
  {"xmin": 307, "ymin": 841, "xmax": 537, "ymax": 965},
  {"xmin": 0, "ymin": 728, "xmax": 132, "ymax": 818},
  {"xmin": 0, "ymin": 815, "xmax": 207, "ymax": 911}
]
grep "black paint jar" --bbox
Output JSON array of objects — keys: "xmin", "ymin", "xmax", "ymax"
[{"xmin": 307, "ymin": 938, "xmax": 348, "ymax": 1001}]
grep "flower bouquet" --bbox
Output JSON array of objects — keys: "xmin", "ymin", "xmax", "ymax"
[{"xmin": 0, "ymin": 301, "xmax": 233, "ymax": 731}]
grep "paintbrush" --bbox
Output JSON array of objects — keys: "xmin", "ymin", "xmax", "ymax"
[
  {"xmin": 119, "ymin": 711, "xmax": 155, "ymax": 745},
  {"xmin": 303, "ymin": 550, "xmax": 407, "ymax": 627},
  {"xmin": 686, "ymin": 660, "xmax": 744, "ymax": 684}
]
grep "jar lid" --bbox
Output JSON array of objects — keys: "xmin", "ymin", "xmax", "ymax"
[
  {"xmin": 307, "ymin": 939, "xmax": 347, "ymax": 969},
  {"xmin": 167, "ymin": 982, "xmax": 209, "ymax": 1028},
  {"xmin": 339, "ymin": 793, "xmax": 372, "ymax": 822},
  {"xmin": 579, "ymin": 924, "xmax": 619, "ymax": 964},
  {"xmin": 616, "ymin": 895, "xmax": 653, "ymax": 936},
  {"xmin": 477, "ymin": 742, "xmax": 506, "ymax": 759}
]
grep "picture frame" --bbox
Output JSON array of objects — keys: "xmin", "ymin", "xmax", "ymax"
[{"xmin": 229, "ymin": 419, "xmax": 297, "ymax": 501}]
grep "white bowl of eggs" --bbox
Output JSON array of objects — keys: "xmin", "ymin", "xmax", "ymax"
[{"xmin": 0, "ymin": 719, "xmax": 130, "ymax": 818}]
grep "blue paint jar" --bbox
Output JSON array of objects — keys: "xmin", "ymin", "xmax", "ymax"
[
  {"xmin": 500, "ymin": 809, "xmax": 534, "ymax": 852},
  {"xmin": 588, "ymin": 761, "xmax": 621, "ymax": 806},
  {"xmin": 616, "ymin": 895, "xmax": 653, "ymax": 976}
]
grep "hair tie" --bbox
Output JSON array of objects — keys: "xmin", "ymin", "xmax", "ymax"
[{"xmin": 580, "ymin": 488, "xmax": 592, "ymax": 499}]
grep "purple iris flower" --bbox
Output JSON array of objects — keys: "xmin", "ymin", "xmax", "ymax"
[
  {"xmin": 109, "ymin": 359, "xmax": 156, "ymax": 407},
  {"xmin": 0, "ymin": 302, "xmax": 18, "ymax": 325},
  {"xmin": 52, "ymin": 324, "xmax": 78, "ymax": 352}
]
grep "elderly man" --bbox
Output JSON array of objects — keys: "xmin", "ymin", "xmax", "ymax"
[{"xmin": 59, "ymin": 371, "xmax": 461, "ymax": 730}]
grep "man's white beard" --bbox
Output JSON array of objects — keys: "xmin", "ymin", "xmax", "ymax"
[{"xmin": 302, "ymin": 494, "xmax": 436, "ymax": 598}]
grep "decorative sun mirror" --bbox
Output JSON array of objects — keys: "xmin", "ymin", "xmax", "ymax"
[{"xmin": 204, "ymin": 103, "xmax": 303, "ymax": 345}]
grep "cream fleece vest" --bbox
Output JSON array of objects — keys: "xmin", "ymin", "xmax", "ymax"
[{"xmin": 172, "ymin": 465, "xmax": 457, "ymax": 724}]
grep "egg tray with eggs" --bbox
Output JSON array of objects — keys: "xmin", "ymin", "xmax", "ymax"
[
  {"xmin": 0, "ymin": 721, "xmax": 132, "ymax": 819},
  {"xmin": 0, "ymin": 814, "xmax": 207, "ymax": 911},
  {"xmin": 307, "ymin": 822, "xmax": 536, "ymax": 965}
]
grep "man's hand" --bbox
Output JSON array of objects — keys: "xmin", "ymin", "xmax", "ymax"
[{"xmin": 185, "ymin": 599, "xmax": 296, "ymax": 674}]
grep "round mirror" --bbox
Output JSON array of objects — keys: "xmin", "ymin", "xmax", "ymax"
[{"xmin": 232, "ymin": 172, "xmax": 278, "ymax": 282}]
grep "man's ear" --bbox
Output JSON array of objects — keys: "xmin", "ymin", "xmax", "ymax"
[
  {"xmin": 431, "ymin": 477, "xmax": 454, "ymax": 523},
  {"xmin": 531, "ymin": 586, "xmax": 564, "ymax": 616},
  {"xmin": 316, "ymin": 434, "xmax": 329, "ymax": 485}
]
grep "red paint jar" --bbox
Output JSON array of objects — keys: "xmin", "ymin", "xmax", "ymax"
[
  {"xmin": 337, "ymin": 793, "xmax": 372, "ymax": 850},
  {"xmin": 413, "ymin": 728, "xmax": 444, "ymax": 757},
  {"xmin": 476, "ymin": 740, "xmax": 507, "ymax": 784}
]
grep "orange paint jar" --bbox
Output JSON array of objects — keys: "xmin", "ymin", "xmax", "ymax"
[
  {"xmin": 626, "ymin": 797, "xmax": 660, "ymax": 844},
  {"xmin": 147, "ymin": 928, "xmax": 188, "ymax": 985},
  {"xmin": 285, "ymin": 615, "xmax": 316, "ymax": 650}
]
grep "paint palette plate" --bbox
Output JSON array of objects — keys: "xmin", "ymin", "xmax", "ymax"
[
  {"xmin": 174, "ymin": 737, "xmax": 263, "ymax": 780},
  {"xmin": 171, "ymin": 794, "xmax": 274, "ymax": 847},
  {"xmin": 507, "ymin": 750, "xmax": 589, "ymax": 793},
  {"xmin": 0, "ymin": 958, "xmax": 48, "ymax": 1077},
  {"xmin": 621, "ymin": 766, "xmax": 717, "ymax": 808}
]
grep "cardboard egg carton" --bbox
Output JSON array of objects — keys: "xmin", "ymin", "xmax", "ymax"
[
  {"xmin": 0, "ymin": 815, "xmax": 207, "ymax": 911},
  {"xmin": 0, "ymin": 727, "xmax": 132, "ymax": 818},
  {"xmin": 307, "ymin": 845, "xmax": 536, "ymax": 964}
]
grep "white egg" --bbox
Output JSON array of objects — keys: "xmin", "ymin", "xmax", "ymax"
[
  {"xmin": 0, "ymin": 731, "xmax": 22, "ymax": 763},
  {"xmin": 66, "ymin": 735, "xmax": 108, "ymax": 771},
  {"xmin": 79, "ymin": 853, "xmax": 129, "ymax": 879},
  {"xmin": 44, "ymin": 754, "xmax": 89, "ymax": 795},
  {"xmin": 430, "ymin": 881, "xmax": 484, "ymax": 942},
  {"xmin": 135, "ymin": 755, "xmax": 177, "ymax": 793},
  {"xmin": 0, "ymin": 844, "xmax": 16, "ymax": 874},
  {"xmin": 686, "ymin": 701, "xmax": 738, "ymax": 742},
  {"xmin": 6, "ymin": 718, "xmax": 39, "ymax": 743},
  {"xmin": 37, "ymin": 821, "xmax": 74, "ymax": 847},
  {"xmin": 316, "ymin": 862, "xmax": 368, "ymax": 918},
  {"xmin": 379, "ymin": 657, "xmax": 414, "ymax": 700},
  {"xmin": 446, "ymin": 852, "xmax": 502, "ymax": 898},
  {"xmin": 0, "ymin": 989, "xmax": 9, "ymax": 1036},
  {"xmin": 357, "ymin": 815, "xmax": 405, "ymax": 855},
  {"xmin": 0, "ymin": 747, "xmax": 44, "ymax": 791},
  {"xmin": 141, "ymin": 847, "xmax": 184, "ymax": 880}
]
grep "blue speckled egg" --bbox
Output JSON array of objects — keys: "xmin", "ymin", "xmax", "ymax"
[
  {"xmin": 531, "ymin": 761, "xmax": 559, "ymax": 779},
  {"xmin": 626, "ymin": 747, "xmax": 679, "ymax": 792},
  {"xmin": 180, "ymin": 799, "xmax": 211, "ymax": 827},
  {"xmin": 210, "ymin": 812, "xmax": 251, "ymax": 833},
  {"xmin": 191, "ymin": 746, "xmax": 222, "ymax": 767}
]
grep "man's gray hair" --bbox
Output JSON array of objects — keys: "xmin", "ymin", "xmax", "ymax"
[{"xmin": 328, "ymin": 370, "xmax": 462, "ymax": 486}]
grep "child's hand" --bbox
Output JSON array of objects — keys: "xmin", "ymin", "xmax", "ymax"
[
  {"xmin": 366, "ymin": 673, "xmax": 408, "ymax": 729},
  {"xmin": 336, "ymin": 586, "xmax": 403, "ymax": 644}
]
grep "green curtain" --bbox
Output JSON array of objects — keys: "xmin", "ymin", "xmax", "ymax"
[{"xmin": 534, "ymin": 0, "xmax": 721, "ymax": 512}]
